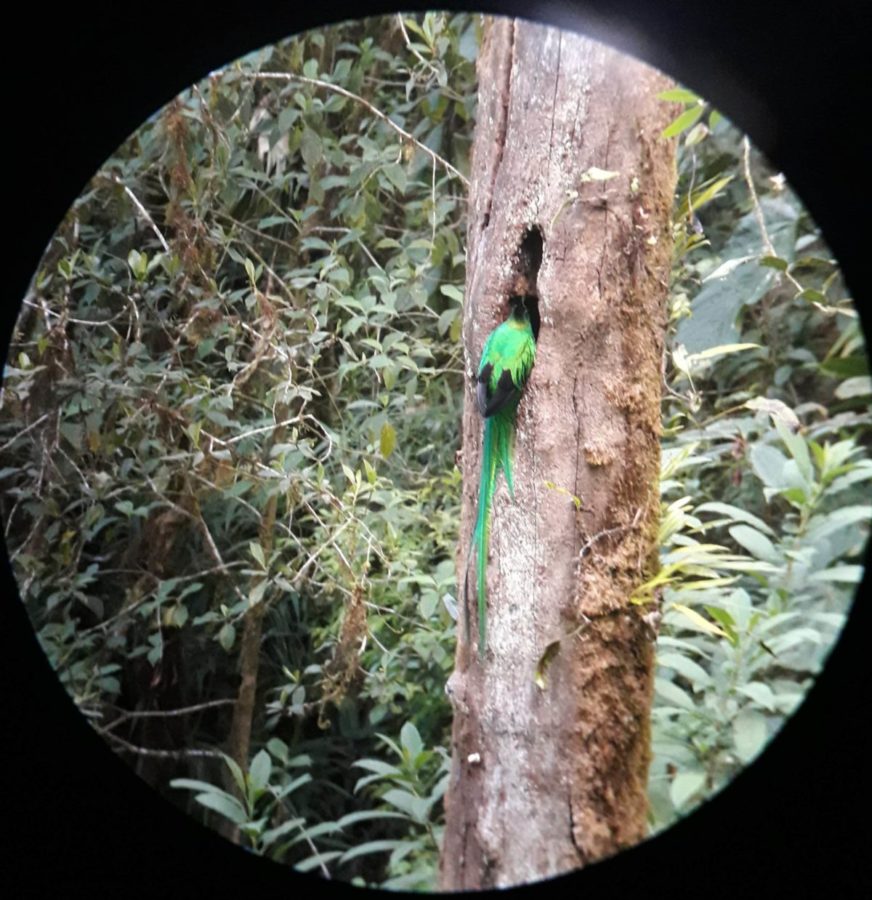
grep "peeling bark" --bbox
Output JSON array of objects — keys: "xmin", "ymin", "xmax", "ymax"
[{"xmin": 440, "ymin": 18, "xmax": 677, "ymax": 891}]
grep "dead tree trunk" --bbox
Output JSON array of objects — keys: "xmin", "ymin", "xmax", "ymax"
[{"xmin": 440, "ymin": 19, "xmax": 677, "ymax": 891}]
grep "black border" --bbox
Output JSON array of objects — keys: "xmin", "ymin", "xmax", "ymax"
[{"xmin": 3, "ymin": 2, "xmax": 869, "ymax": 897}]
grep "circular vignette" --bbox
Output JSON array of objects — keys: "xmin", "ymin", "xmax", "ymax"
[{"xmin": 3, "ymin": 3, "xmax": 868, "ymax": 896}]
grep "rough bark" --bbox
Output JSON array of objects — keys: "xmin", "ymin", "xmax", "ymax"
[{"xmin": 440, "ymin": 19, "xmax": 677, "ymax": 891}]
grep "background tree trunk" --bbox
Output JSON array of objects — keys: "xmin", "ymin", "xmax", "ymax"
[{"xmin": 440, "ymin": 19, "xmax": 677, "ymax": 890}]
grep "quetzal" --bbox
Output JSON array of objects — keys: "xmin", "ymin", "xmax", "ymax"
[{"xmin": 465, "ymin": 295, "xmax": 536, "ymax": 658}]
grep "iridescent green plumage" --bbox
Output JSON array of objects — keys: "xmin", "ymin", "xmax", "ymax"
[{"xmin": 466, "ymin": 297, "xmax": 536, "ymax": 658}]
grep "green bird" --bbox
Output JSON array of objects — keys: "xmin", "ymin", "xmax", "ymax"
[{"xmin": 465, "ymin": 295, "xmax": 536, "ymax": 658}]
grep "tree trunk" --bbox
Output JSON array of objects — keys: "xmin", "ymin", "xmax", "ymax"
[{"xmin": 440, "ymin": 19, "xmax": 677, "ymax": 891}]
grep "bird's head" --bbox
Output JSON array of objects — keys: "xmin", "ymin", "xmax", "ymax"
[{"xmin": 508, "ymin": 295, "xmax": 529, "ymax": 320}]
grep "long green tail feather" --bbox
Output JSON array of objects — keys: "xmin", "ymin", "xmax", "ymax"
[
  {"xmin": 471, "ymin": 405, "xmax": 516, "ymax": 657},
  {"xmin": 463, "ymin": 296, "xmax": 536, "ymax": 659}
]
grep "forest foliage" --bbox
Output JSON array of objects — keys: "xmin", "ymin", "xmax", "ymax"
[{"xmin": 1, "ymin": 13, "xmax": 868, "ymax": 891}]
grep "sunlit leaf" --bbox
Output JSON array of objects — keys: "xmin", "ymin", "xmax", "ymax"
[{"xmin": 374, "ymin": 420, "xmax": 398, "ymax": 460}]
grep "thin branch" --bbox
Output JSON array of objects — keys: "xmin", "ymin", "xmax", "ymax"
[
  {"xmin": 231, "ymin": 69, "xmax": 469, "ymax": 188},
  {"xmin": 110, "ymin": 174, "xmax": 171, "ymax": 253},
  {"xmin": 396, "ymin": 14, "xmax": 439, "ymax": 76},
  {"xmin": 579, "ymin": 507, "xmax": 643, "ymax": 559},
  {"xmin": 102, "ymin": 698, "xmax": 237, "ymax": 731},
  {"xmin": 741, "ymin": 136, "xmax": 777, "ymax": 259},
  {"xmin": 142, "ymin": 474, "xmax": 248, "ymax": 604},
  {"xmin": 0, "ymin": 413, "xmax": 50, "ymax": 453},
  {"xmin": 20, "ymin": 297, "xmax": 126, "ymax": 328},
  {"xmin": 742, "ymin": 137, "xmax": 853, "ymax": 317},
  {"xmin": 101, "ymin": 730, "xmax": 224, "ymax": 760},
  {"xmin": 222, "ymin": 416, "xmax": 301, "ymax": 446}
]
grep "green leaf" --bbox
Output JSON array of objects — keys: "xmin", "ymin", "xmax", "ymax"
[
  {"xmin": 194, "ymin": 791, "xmax": 248, "ymax": 825},
  {"xmin": 260, "ymin": 816, "xmax": 306, "ymax": 847},
  {"xmin": 695, "ymin": 501, "xmax": 776, "ymax": 536},
  {"xmin": 744, "ymin": 397, "xmax": 800, "ymax": 430},
  {"xmin": 737, "ymin": 682, "xmax": 777, "ymax": 712},
  {"xmin": 796, "ymin": 287, "xmax": 827, "ymax": 305},
  {"xmin": 661, "ymin": 103, "xmax": 704, "ymax": 139},
  {"xmin": 686, "ymin": 343, "xmax": 761, "ymax": 367},
  {"xmin": 657, "ymin": 87, "xmax": 700, "ymax": 103},
  {"xmin": 669, "ymin": 770, "xmax": 707, "ymax": 809},
  {"xmin": 248, "ymin": 579, "xmax": 268, "ymax": 608},
  {"xmin": 657, "ymin": 652, "xmax": 712, "ymax": 690},
  {"xmin": 382, "ymin": 163, "xmax": 407, "ymax": 193},
  {"xmin": 295, "ymin": 851, "xmax": 343, "ymax": 873},
  {"xmin": 728, "ymin": 525, "xmax": 781, "ymax": 564},
  {"xmin": 380, "ymin": 421, "xmax": 397, "ymax": 459},
  {"xmin": 249, "ymin": 749, "xmax": 272, "ymax": 793},
  {"xmin": 244, "ymin": 257, "xmax": 257, "ymax": 284},
  {"xmin": 222, "ymin": 753, "xmax": 247, "ymax": 796},
  {"xmin": 274, "ymin": 773, "xmax": 313, "ymax": 800},
  {"xmin": 766, "ymin": 628, "xmax": 822, "ymax": 656},
  {"xmin": 732, "ymin": 709, "xmax": 768, "ymax": 763},
  {"xmin": 249, "ymin": 541, "xmax": 266, "ymax": 568},
  {"xmin": 759, "ymin": 254, "xmax": 788, "ymax": 270},
  {"xmin": 702, "ymin": 256, "xmax": 756, "ymax": 282},
  {"xmin": 677, "ymin": 174, "xmax": 734, "ymax": 222},
  {"xmin": 819, "ymin": 355, "xmax": 868, "ymax": 378},
  {"xmin": 834, "ymin": 376, "xmax": 871, "ymax": 399},
  {"xmin": 338, "ymin": 840, "xmax": 408, "ymax": 864},
  {"xmin": 672, "ymin": 343, "xmax": 691, "ymax": 378},
  {"xmin": 806, "ymin": 505, "xmax": 872, "ymax": 542},
  {"xmin": 170, "ymin": 778, "xmax": 230, "ymax": 795},
  {"xmin": 383, "ymin": 788, "xmax": 430, "ymax": 822},
  {"xmin": 400, "ymin": 721, "xmax": 423, "ymax": 761},
  {"xmin": 218, "ymin": 623, "xmax": 236, "ymax": 651},
  {"xmin": 654, "ymin": 677, "xmax": 696, "ymax": 711},
  {"xmin": 127, "ymin": 249, "xmax": 148, "ymax": 281},
  {"xmin": 749, "ymin": 443, "xmax": 790, "ymax": 490},
  {"xmin": 668, "ymin": 603, "xmax": 730, "ymax": 640},
  {"xmin": 684, "ymin": 122, "xmax": 709, "ymax": 147},
  {"xmin": 808, "ymin": 565, "xmax": 863, "ymax": 584},
  {"xmin": 266, "ymin": 737, "xmax": 289, "ymax": 764},
  {"xmin": 704, "ymin": 605, "xmax": 738, "ymax": 644},
  {"xmin": 352, "ymin": 759, "xmax": 402, "ymax": 792},
  {"xmin": 440, "ymin": 284, "xmax": 464, "ymax": 303},
  {"xmin": 300, "ymin": 128, "xmax": 323, "ymax": 168},
  {"xmin": 337, "ymin": 810, "xmax": 408, "ymax": 828},
  {"xmin": 773, "ymin": 418, "xmax": 813, "ymax": 485},
  {"xmin": 676, "ymin": 196, "xmax": 799, "ymax": 353}
]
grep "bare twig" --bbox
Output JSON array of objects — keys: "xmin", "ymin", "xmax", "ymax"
[
  {"xmin": 142, "ymin": 474, "xmax": 248, "ymax": 604},
  {"xmin": 222, "ymin": 416, "xmax": 301, "ymax": 447},
  {"xmin": 101, "ymin": 730, "xmax": 224, "ymax": 760},
  {"xmin": 741, "ymin": 136, "xmax": 778, "ymax": 260},
  {"xmin": 396, "ymin": 14, "xmax": 439, "ymax": 76},
  {"xmin": 579, "ymin": 507, "xmax": 643, "ymax": 558},
  {"xmin": 20, "ymin": 297, "xmax": 126, "ymax": 329},
  {"xmin": 231, "ymin": 69, "xmax": 469, "ymax": 188},
  {"xmin": 110, "ymin": 174, "xmax": 171, "ymax": 253},
  {"xmin": 741, "ymin": 137, "xmax": 854, "ymax": 317},
  {"xmin": 0, "ymin": 413, "xmax": 50, "ymax": 453},
  {"xmin": 102, "ymin": 698, "xmax": 237, "ymax": 731}
]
